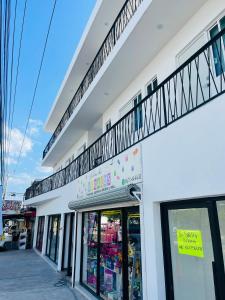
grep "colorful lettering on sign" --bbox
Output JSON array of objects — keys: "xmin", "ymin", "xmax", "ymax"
[{"xmin": 177, "ymin": 229, "xmax": 204, "ymax": 258}]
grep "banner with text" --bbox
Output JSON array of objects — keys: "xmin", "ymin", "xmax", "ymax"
[{"xmin": 76, "ymin": 145, "xmax": 142, "ymax": 199}]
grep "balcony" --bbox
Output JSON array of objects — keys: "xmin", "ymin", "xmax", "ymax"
[
  {"xmin": 25, "ymin": 28, "xmax": 225, "ymax": 200},
  {"xmin": 43, "ymin": 0, "xmax": 143, "ymax": 160}
]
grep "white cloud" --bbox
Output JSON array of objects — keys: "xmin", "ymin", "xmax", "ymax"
[
  {"xmin": 6, "ymin": 157, "xmax": 17, "ymax": 165},
  {"xmin": 8, "ymin": 172, "xmax": 34, "ymax": 187},
  {"xmin": 28, "ymin": 119, "xmax": 43, "ymax": 136},
  {"xmin": 7, "ymin": 127, "xmax": 33, "ymax": 158},
  {"xmin": 36, "ymin": 165, "xmax": 52, "ymax": 174}
]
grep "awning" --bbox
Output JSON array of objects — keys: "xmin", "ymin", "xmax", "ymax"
[{"xmin": 68, "ymin": 184, "xmax": 140, "ymax": 211}]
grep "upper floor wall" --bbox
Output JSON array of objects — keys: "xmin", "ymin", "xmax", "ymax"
[
  {"xmin": 42, "ymin": 0, "xmax": 207, "ymax": 167},
  {"xmin": 43, "ymin": 0, "xmax": 225, "ymax": 171}
]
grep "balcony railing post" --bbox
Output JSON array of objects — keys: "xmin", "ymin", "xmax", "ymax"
[
  {"xmin": 88, "ymin": 147, "xmax": 91, "ymax": 172},
  {"xmin": 162, "ymin": 85, "xmax": 168, "ymax": 127},
  {"xmin": 114, "ymin": 126, "xmax": 117, "ymax": 156}
]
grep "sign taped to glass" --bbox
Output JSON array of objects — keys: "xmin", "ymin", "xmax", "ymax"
[{"xmin": 177, "ymin": 229, "xmax": 204, "ymax": 258}]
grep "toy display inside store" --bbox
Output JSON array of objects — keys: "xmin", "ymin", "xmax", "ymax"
[{"xmin": 81, "ymin": 207, "xmax": 143, "ymax": 300}]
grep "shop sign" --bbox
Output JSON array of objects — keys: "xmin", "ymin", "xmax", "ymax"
[
  {"xmin": 76, "ymin": 145, "xmax": 142, "ymax": 199},
  {"xmin": 177, "ymin": 229, "xmax": 204, "ymax": 258},
  {"xmin": 2, "ymin": 200, "xmax": 22, "ymax": 212}
]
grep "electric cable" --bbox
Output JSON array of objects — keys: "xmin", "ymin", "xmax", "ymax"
[{"xmin": 11, "ymin": 0, "xmax": 58, "ymax": 179}]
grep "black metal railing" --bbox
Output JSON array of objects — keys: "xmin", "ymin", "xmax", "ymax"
[
  {"xmin": 25, "ymin": 28, "xmax": 225, "ymax": 200},
  {"xmin": 43, "ymin": 0, "xmax": 143, "ymax": 159}
]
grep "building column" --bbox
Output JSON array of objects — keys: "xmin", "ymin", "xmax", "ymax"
[
  {"xmin": 72, "ymin": 211, "xmax": 77, "ymax": 287},
  {"xmin": 57, "ymin": 213, "xmax": 65, "ymax": 272},
  {"xmin": 42, "ymin": 215, "xmax": 49, "ymax": 256},
  {"xmin": 74, "ymin": 212, "xmax": 82, "ymax": 284},
  {"xmin": 33, "ymin": 216, "xmax": 39, "ymax": 249}
]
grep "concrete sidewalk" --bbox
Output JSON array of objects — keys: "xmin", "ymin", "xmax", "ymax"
[{"xmin": 0, "ymin": 250, "xmax": 85, "ymax": 300}]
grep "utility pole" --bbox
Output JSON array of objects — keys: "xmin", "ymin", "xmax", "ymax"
[{"xmin": 0, "ymin": 185, "xmax": 3, "ymax": 235}]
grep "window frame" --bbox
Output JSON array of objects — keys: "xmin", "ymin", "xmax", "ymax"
[
  {"xmin": 145, "ymin": 76, "xmax": 158, "ymax": 96},
  {"xmin": 207, "ymin": 14, "xmax": 225, "ymax": 77}
]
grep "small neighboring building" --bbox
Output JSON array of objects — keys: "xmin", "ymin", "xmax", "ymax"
[{"xmin": 25, "ymin": 0, "xmax": 225, "ymax": 299}]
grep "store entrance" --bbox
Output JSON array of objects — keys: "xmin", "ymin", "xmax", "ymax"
[
  {"xmin": 81, "ymin": 206, "xmax": 142, "ymax": 300},
  {"xmin": 161, "ymin": 198, "xmax": 225, "ymax": 300}
]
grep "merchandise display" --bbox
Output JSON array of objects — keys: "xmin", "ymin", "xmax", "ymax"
[
  {"xmin": 127, "ymin": 213, "xmax": 142, "ymax": 300},
  {"xmin": 100, "ymin": 210, "xmax": 123, "ymax": 300},
  {"xmin": 81, "ymin": 207, "xmax": 142, "ymax": 300},
  {"xmin": 82, "ymin": 212, "xmax": 98, "ymax": 292}
]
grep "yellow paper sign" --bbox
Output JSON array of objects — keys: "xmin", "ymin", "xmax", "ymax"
[{"xmin": 177, "ymin": 229, "xmax": 204, "ymax": 258}]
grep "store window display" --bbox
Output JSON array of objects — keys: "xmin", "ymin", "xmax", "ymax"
[
  {"xmin": 81, "ymin": 207, "xmax": 142, "ymax": 300},
  {"xmin": 100, "ymin": 210, "xmax": 123, "ymax": 299}
]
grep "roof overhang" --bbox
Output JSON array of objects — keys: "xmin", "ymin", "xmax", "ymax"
[{"xmin": 45, "ymin": 0, "xmax": 125, "ymax": 132}]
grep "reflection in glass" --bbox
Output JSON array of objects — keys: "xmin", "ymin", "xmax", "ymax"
[
  {"xmin": 82, "ymin": 212, "xmax": 98, "ymax": 292},
  {"xmin": 100, "ymin": 210, "xmax": 123, "ymax": 300},
  {"xmin": 127, "ymin": 210, "xmax": 142, "ymax": 300},
  {"xmin": 168, "ymin": 208, "xmax": 215, "ymax": 300},
  {"xmin": 216, "ymin": 201, "xmax": 225, "ymax": 272},
  {"xmin": 46, "ymin": 215, "xmax": 60, "ymax": 263}
]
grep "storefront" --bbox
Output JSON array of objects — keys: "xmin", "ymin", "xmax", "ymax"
[
  {"xmin": 36, "ymin": 216, "xmax": 45, "ymax": 252},
  {"xmin": 161, "ymin": 197, "xmax": 225, "ymax": 300},
  {"xmin": 69, "ymin": 145, "xmax": 143, "ymax": 299},
  {"xmin": 46, "ymin": 214, "xmax": 61, "ymax": 264},
  {"xmin": 80, "ymin": 206, "xmax": 142, "ymax": 300},
  {"xmin": 62, "ymin": 212, "xmax": 75, "ymax": 276}
]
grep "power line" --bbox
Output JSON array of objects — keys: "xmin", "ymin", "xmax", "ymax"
[
  {"xmin": 12, "ymin": 0, "xmax": 58, "ymax": 176},
  {"xmin": 4, "ymin": 0, "xmax": 27, "ymax": 196},
  {"xmin": 5, "ymin": 0, "xmax": 17, "ymax": 186},
  {"xmin": 0, "ymin": 0, "xmax": 11, "ymax": 189}
]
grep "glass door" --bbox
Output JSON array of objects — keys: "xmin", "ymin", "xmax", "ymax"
[{"xmin": 161, "ymin": 201, "xmax": 225, "ymax": 300}]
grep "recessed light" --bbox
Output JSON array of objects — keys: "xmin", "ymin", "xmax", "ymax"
[{"xmin": 157, "ymin": 24, "xmax": 164, "ymax": 30}]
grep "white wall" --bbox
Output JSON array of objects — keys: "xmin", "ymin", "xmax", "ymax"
[
  {"xmin": 141, "ymin": 94, "xmax": 225, "ymax": 300},
  {"xmin": 51, "ymin": 0, "xmax": 225, "ymax": 170},
  {"xmin": 53, "ymin": 132, "xmax": 88, "ymax": 172},
  {"xmin": 102, "ymin": 0, "xmax": 225, "ymax": 127}
]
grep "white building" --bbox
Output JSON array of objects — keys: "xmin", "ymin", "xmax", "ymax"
[{"xmin": 25, "ymin": 0, "xmax": 225, "ymax": 299}]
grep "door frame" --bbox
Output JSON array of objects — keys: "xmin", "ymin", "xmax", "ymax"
[{"xmin": 161, "ymin": 197, "xmax": 225, "ymax": 300}]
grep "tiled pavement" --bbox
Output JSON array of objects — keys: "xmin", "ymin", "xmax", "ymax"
[{"xmin": 0, "ymin": 250, "xmax": 86, "ymax": 300}]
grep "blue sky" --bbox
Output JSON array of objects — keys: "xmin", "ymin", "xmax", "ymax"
[{"xmin": 6, "ymin": 0, "xmax": 96, "ymax": 197}]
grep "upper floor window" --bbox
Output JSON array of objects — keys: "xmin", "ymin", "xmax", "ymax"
[
  {"xmin": 133, "ymin": 93, "xmax": 142, "ymax": 131},
  {"xmin": 209, "ymin": 15, "xmax": 225, "ymax": 76},
  {"xmin": 119, "ymin": 92, "xmax": 142, "ymax": 131},
  {"xmin": 77, "ymin": 143, "xmax": 86, "ymax": 156},
  {"xmin": 105, "ymin": 120, "xmax": 111, "ymax": 131},
  {"xmin": 146, "ymin": 77, "xmax": 158, "ymax": 95}
]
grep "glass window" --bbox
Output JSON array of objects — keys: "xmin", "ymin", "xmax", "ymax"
[
  {"xmin": 168, "ymin": 208, "xmax": 215, "ymax": 300},
  {"xmin": 46, "ymin": 215, "xmax": 61, "ymax": 264},
  {"xmin": 127, "ymin": 211, "xmax": 142, "ymax": 300},
  {"xmin": 147, "ymin": 77, "xmax": 158, "ymax": 95},
  {"xmin": 81, "ymin": 207, "xmax": 143, "ymax": 300},
  {"xmin": 100, "ymin": 210, "xmax": 123, "ymax": 299},
  {"xmin": 134, "ymin": 93, "xmax": 142, "ymax": 131},
  {"xmin": 209, "ymin": 17, "xmax": 225, "ymax": 77},
  {"xmin": 82, "ymin": 212, "xmax": 99, "ymax": 292},
  {"xmin": 106, "ymin": 120, "xmax": 112, "ymax": 131},
  {"xmin": 36, "ymin": 216, "xmax": 45, "ymax": 252}
]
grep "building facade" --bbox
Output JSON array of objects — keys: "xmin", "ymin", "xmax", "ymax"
[{"xmin": 25, "ymin": 0, "xmax": 225, "ymax": 299}]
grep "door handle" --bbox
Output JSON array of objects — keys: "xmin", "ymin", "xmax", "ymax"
[{"xmin": 212, "ymin": 261, "xmax": 220, "ymax": 300}]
